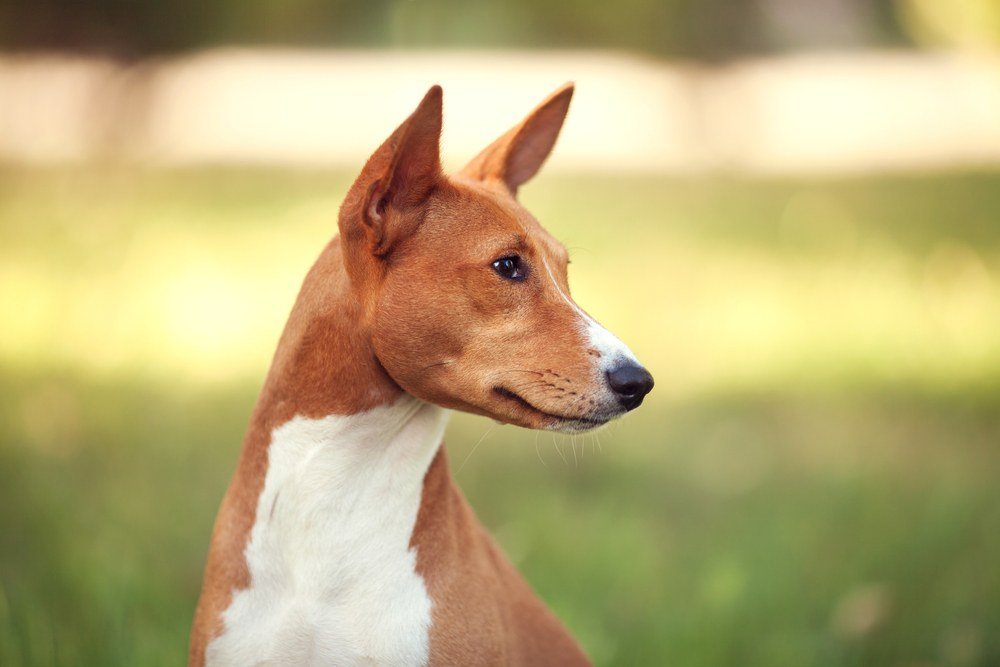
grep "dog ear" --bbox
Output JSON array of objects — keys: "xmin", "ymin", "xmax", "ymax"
[
  {"xmin": 461, "ymin": 83, "xmax": 573, "ymax": 196},
  {"xmin": 342, "ymin": 86, "xmax": 443, "ymax": 257}
]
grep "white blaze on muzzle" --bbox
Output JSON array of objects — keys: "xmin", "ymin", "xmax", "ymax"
[{"xmin": 540, "ymin": 257, "xmax": 639, "ymax": 372}]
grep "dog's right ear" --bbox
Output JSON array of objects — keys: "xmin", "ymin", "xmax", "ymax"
[
  {"xmin": 340, "ymin": 86, "xmax": 443, "ymax": 257},
  {"xmin": 460, "ymin": 83, "xmax": 573, "ymax": 196}
]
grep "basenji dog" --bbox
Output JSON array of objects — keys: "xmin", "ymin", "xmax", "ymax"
[{"xmin": 189, "ymin": 84, "xmax": 653, "ymax": 666}]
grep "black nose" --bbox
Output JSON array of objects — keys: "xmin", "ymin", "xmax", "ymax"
[{"xmin": 606, "ymin": 362, "xmax": 654, "ymax": 410}]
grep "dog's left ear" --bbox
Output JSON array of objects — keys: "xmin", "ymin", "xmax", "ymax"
[
  {"xmin": 340, "ymin": 85, "xmax": 443, "ymax": 258},
  {"xmin": 461, "ymin": 83, "xmax": 574, "ymax": 196}
]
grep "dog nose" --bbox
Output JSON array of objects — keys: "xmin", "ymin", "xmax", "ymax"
[{"xmin": 606, "ymin": 362, "xmax": 654, "ymax": 410}]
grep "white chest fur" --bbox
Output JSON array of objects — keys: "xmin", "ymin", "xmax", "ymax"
[{"xmin": 206, "ymin": 398, "xmax": 449, "ymax": 667}]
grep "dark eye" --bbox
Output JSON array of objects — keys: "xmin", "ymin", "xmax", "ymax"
[{"xmin": 492, "ymin": 255, "xmax": 526, "ymax": 282}]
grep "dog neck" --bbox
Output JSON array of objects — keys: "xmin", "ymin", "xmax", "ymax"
[
  {"xmin": 199, "ymin": 238, "xmax": 454, "ymax": 665},
  {"xmin": 258, "ymin": 236, "xmax": 401, "ymax": 422},
  {"xmin": 208, "ymin": 397, "xmax": 448, "ymax": 665}
]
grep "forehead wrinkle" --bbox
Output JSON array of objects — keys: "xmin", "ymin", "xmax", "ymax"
[
  {"xmin": 443, "ymin": 176, "xmax": 568, "ymax": 260},
  {"xmin": 529, "ymin": 226, "xmax": 568, "ymax": 266},
  {"xmin": 455, "ymin": 180, "xmax": 528, "ymax": 233},
  {"xmin": 489, "ymin": 198, "xmax": 531, "ymax": 239}
]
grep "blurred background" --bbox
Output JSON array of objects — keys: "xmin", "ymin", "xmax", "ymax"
[{"xmin": 2, "ymin": 1, "xmax": 999, "ymax": 665}]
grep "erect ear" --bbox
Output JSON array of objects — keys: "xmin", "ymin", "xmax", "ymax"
[
  {"xmin": 346, "ymin": 85, "xmax": 443, "ymax": 256},
  {"xmin": 460, "ymin": 83, "xmax": 573, "ymax": 195}
]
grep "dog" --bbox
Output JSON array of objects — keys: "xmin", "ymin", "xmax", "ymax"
[{"xmin": 189, "ymin": 83, "xmax": 653, "ymax": 666}]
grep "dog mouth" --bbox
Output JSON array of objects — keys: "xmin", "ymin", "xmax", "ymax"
[{"xmin": 492, "ymin": 386, "xmax": 610, "ymax": 431}]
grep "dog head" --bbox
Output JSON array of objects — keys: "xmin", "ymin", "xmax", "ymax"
[{"xmin": 338, "ymin": 85, "xmax": 652, "ymax": 432}]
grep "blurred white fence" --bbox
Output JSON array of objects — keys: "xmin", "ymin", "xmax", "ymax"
[{"xmin": 2, "ymin": 49, "xmax": 1000, "ymax": 174}]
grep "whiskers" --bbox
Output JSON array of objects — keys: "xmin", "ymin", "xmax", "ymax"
[
  {"xmin": 457, "ymin": 423, "xmax": 496, "ymax": 474},
  {"xmin": 542, "ymin": 427, "xmax": 607, "ymax": 469},
  {"xmin": 551, "ymin": 433, "xmax": 568, "ymax": 465},
  {"xmin": 534, "ymin": 431, "xmax": 547, "ymax": 468}
]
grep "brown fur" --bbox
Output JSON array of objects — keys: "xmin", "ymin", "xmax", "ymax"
[{"xmin": 191, "ymin": 84, "xmax": 603, "ymax": 665}]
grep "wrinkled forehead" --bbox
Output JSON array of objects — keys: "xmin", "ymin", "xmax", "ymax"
[{"xmin": 423, "ymin": 177, "xmax": 569, "ymax": 266}]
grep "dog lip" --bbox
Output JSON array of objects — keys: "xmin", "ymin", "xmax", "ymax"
[{"xmin": 492, "ymin": 386, "xmax": 609, "ymax": 426}]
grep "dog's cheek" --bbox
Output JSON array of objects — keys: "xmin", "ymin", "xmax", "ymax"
[{"xmin": 371, "ymin": 294, "xmax": 447, "ymax": 390}]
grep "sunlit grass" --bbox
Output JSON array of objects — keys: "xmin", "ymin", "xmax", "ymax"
[{"xmin": 1, "ymin": 166, "xmax": 999, "ymax": 666}]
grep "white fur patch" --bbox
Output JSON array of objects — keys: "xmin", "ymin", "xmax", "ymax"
[
  {"xmin": 540, "ymin": 257, "xmax": 638, "ymax": 371},
  {"xmin": 206, "ymin": 397, "xmax": 449, "ymax": 667},
  {"xmin": 584, "ymin": 318, "xmax": 638, "ymax": 371}
]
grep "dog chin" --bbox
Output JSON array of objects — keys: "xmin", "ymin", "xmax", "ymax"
[
  {"xmin": 490, "ymin": 408, "xmax": 620, "ymax": 434},
  {"xmin": 484, "ymin": 386, "xmax": 625, "ymax": 433},
  {"xmin": 491, "ymin": 414, "xmax": 609, "ymax": 433},
  {"xmin": 546, "ymin": 418, "xmax": 611, "ymax": 434}
]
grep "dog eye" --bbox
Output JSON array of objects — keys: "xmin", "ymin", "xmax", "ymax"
[{"xmin": 492, "ymin": 256, "xmax": 526, "ymax": 282}]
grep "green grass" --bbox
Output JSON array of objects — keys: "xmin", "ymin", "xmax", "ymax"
[{"xmin": 1, "ymin": 166, "xmax": 999, "ymax": 665}]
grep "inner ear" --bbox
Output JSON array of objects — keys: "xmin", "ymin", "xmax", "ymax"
[
  {"xmin": 359, "ymin": 183, "xmax": 388, "ymax": 258},
  {"xmin": 461, "ymin": 83, "xmax": 574, "ymax": 195}
]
